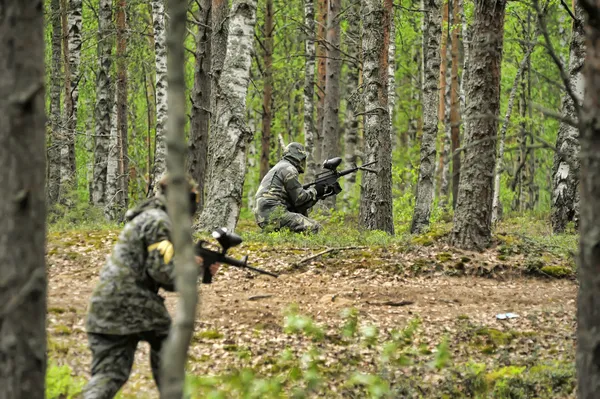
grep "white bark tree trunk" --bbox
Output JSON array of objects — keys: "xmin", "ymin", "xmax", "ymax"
[
  {"xmin": 67, "ymin": 0, "xmax": 82, "ymax": 136},
  {"xmin": 48, "ymin": 0, "xmax": 62, "ymax": 205},
  {"xmin": 92, "ymin": 0, "xmax": 113, "ymax": 206},
  {"xmin": 0, "ymin": 1, "xmax": 47, "ymax": 395},
  {"xmin": 551, "ymin": 3, "xmax": 584, "ymax": 233},
  {"xmin": 410, "ymin": 0, "xmax": 441, "ymax": 233},
  {"xmin": 196, "ymin": 0, "xmax": 257, "ymax": 232},
  {"xmin": 387, "ymin": 0, "xmax": 395, "ymax": 137},
  {"xmin": 152, "ymin": 0, "xmax": 168, "ymax": 181},
  {"xmin": 105, "ymin": 90, "xmax": 119, "ymax": 221},
  {"xmin": 358, "ymin": 0, "xmax": 394, "ymax": 234},
  {"xmin": 303, "ymin": 0, "xmax": 317, "ymax": 183},
  {"xmin": 159, "ymin": 0, "xmax": 198, "ymax": 396}
]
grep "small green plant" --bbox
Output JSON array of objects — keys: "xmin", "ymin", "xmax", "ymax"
[{"xmin": 46, "ymin": 361, "xmax": 85, "ymax": 399}]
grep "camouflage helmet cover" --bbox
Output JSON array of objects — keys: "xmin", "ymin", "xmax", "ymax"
[
  {"xmin": 283, "ymin": 142, "xmax": 308, "ymax": 172},
  {"xmin": 154, "ymin": 172, "xmax": 200, "ymax": 202}
]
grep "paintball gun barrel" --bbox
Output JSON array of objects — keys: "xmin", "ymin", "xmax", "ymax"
[
  {"xmin": 302, "ymin": 157, "xmax": 378, "ymax": 198},
  {"xmin": 195, "ymin": 228, "xmax": 278, "ymax": 284}
]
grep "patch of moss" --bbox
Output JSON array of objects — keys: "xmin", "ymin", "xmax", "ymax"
[
  {"xmin": 53, "ymin": 324, "xmax": 72, "ymax": 336},
  {"xmin": 436, "ymin": 252, "xmax": 452, "ymax": 262},
  {"xmin": 460, "ymin": 256, "xmax": 471, "ymax": 263},
  {"xmin": 540, "ymin": 265, "xmax": 573, "ymax": 278},
  {"xmin": 223, "ymin": 344, "xmax": 239, "ymax": 352},
  {"xmin": 48, "ymin": 338, "xmax": 70, "ymax": 355},
  {"xmin": 485, "ymin": 366, "xmax": 526, "ymax": 384},
  {"xmin": 497, "ymin": 255, "xmax": 508, "ymax": 261},
  {"xmin": 195, "ymin": 329, "xmax": 223, "ymax": 340},
  {"xmin": 48, "ymin": 306, "xmax": 67, "ymax": 314},
  {"xmin": 411, "ymin": 236, "xmax": 434, "ymax": 246}
]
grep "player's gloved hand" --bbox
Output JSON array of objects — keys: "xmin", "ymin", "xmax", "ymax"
[{"xmin": 314, "ymin": 183, "xmax": 327, "ymax": 198}]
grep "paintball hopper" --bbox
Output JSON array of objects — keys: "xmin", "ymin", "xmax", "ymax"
[
  {"xmin": 211, "ymin": 227, "xmax": 243, "ymax": 253},
  {"xmin": 322, "ymin": 157, "xmax": 342, "ymax": 171}
]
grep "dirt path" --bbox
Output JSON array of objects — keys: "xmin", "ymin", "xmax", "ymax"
[{"xmin": 46, "ymin": 230, "xmax": 577, "ymax": 398}]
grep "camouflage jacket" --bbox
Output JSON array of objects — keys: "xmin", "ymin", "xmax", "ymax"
[
  {"xmin": 85, "ymin": 196, "xmax": 177, "ymax": 335},
  {"xmin": 254, "ymin": 159, "xmax": 318, "ymax": 223}
]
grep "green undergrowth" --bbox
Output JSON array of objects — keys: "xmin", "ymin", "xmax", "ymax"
[
  {"xmin": 181, "ymin": 307, "xmax": 575, "ymax": 398},
  {"xmin": 46, "ymin": 362, "xmax": 86, "ymax": 399}
]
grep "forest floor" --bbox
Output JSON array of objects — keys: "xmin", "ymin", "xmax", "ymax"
[{"xmin": 46, "ymin": 216, "xmax": 578, "ymax": 398}]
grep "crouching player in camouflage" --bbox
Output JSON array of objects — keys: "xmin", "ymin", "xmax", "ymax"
[
  {"xmin": 83, "ymin": 174, "xmax": 218, "ymax": 399},
  {"xmin": 254, "ymin": 142, "xmax": 333, "ymax": 234}
]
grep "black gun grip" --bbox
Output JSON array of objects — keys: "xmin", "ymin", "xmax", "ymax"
[{"xmin": 202, "ymin": 264, "xmax": 213, "ymax": 284}]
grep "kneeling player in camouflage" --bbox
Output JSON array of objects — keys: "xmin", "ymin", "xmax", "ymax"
[
  {"xmin": 83, "ymin": 174, "xmax": 218, "ymax": 399},
  {"xmin": 254, "ymin": 142, "xmax": 334, "ymax": 234}
]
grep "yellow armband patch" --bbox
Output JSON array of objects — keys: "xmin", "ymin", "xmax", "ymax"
[{"xmin": 148, "ymin": 240, "xmax": 174, "ymax": 264}]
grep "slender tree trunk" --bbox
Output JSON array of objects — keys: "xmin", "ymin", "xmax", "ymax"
[
  {"xmin": 92, "ymin": 0, "xmax": 113, "ymax": 206},
  {"xmin": 386, "ymin": 0, "xmax": 395, "ymax": 137},
  {"xmin": 259, "ymin": 0, "xmax": 274, "ymax": 181},
  {"xmin": 576, "ymin": 3, "xmax": 600, "ymax": 396},
  {"xmin": 67, "ymin": 0, "xmax": 82, "ymax": 172},
  {"xmin": 321, "ymin": 0, "xmax": 342, "ymax": 209},
  {"xmin": 48, "ymin": 0, "xmax": 62, "ymax": 205},
  {"xmin": 439, "ymin": 24, "xmax": 451, "ymax": 204},
  {"xmin": 458, "ymin": 0, "xmax": 470, "ymax": 112},
  {"xmin": 188, "ymin": 0, "xmax": 211, "ymax": 212},
  {"xmin": 491, "ymin": 27, "xmax": 541, "ymax": 223},
  {"xmin": 0, "ymin": 0, "xmax": 47, "ymax": 395},
  {"xmin": 451, "ymin": 0, "xmax": 506, "ymax": 250},
  {"xmin": 359, "ymin": 0, "xmax": 394, "ymax": 234},
  {"xmin": 197, "ymin": 0, "xmax": 257, "ymax": 232},
  {"xmin": 211, "ymin": 0, "xmax": 230, "ymax": 123},
  {"xmin": 60, "ymin": 0, "xmax": 74, "ymax": 199},
  {"xmin": 159, "ymin": 0, "xmax": 197, "ymax": 396},
  {"xmin": 105, "ymin": 90, "xmax": 119, "ymax": 220},
  {"xmin": 304, "ymin": 0, "xmax": 318, "ymax": 183},
  {"xmin": 315, "ymin": 0, "xmax": 328, "ymax": 165},
  {"xmin": 152, "ymin": 0, "xmax": 168, "ymax": 180},
  {"xmin": 342, "ymin": 0, "xmax": 361, "ymax": 207},
  {"xmin": 116, "ymin": 0, "xmax": 128, "ymax": 211},
  {"xmin": 551, "ymin": 2, "xmax": 584, "ymax": 233},
  {"xmin": 411, "ymin": 0, "xmax": 441, "ymax": 233},
  {"xmin": 448, "ymin": 0, "xmax": 460, "ymax": 204}
]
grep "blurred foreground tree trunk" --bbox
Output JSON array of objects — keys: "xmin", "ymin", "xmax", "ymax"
[{"xmin": 0, "ymin": 0, "xmax": 47, "ymax": 395}]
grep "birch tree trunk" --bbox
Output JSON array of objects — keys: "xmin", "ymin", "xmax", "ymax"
[
  {"xmin": 303, "ymin": 0, "xmax": 318, "ymax": 183},
  {"xmin": 67, "ymin": 0, "xmax": 82, "ymax": 161},
  {"xmin": 449, "ymin": 0, "xmax": 460, "ymax": 207},
  {"xmin": 321, "ymin": 0, "xmax": 342, "ymax": 209},
  {"xmin": 410, "ymin": 0, "xmax": 441, "ymax": 234},
  {"xmin": 116, "ymin": 0, "xmax": 128, "ymax": 210},
  {"xmin": 211, "ymin": 0, "xmax": 230, "ymax": 125},
  {"xmin": 60, "ymin": 0, "xmax": 75, "ymax": 198},
  {"xmin": 491, "ymin": 28, "xmax": 541, "ymax": 224},
  {"xmin": 551, "ymin": 3, "xmax": 585, "ymax": 233},
  {"xmin": 451, "ymin": 0, "xmax": 506, "ymax": 251},
  {"xmin": 359, "ymin": 0, "xmax": 394, "ymax": 234},
  {"xmin": 259, "ymin": 0, "xmax": 274, "ymax": 181},
  {"xmin": 386, "ymin": 0, "xmax": 395, "ymax": 137},
  {"xmin": 152, "ymin": 0, "xmax": 168, "ymax": 180},
  {"xmin": 0, "ymin": 0, "xmax": 47, "ymax": 395},
  {"xmin": 576, "ymin": 3, "xmax": 600, "ymax": 395},
  {"xmin": 458, "ymin": 0, "xmax": 470, "ymax": 112},
  {"xmin": 159, "ymin": 0, "xmax": 198, "ymax": 395},
  {"xmin": 342, "ymin": 0, "xmax": 360, "ymax": 207},
  {"xmin": 105, "ymin": 91, "xmax": 119, "ymax": 220},
  {"xmin": 439, "ymin": 33, "xmax": 451, "ymax": 204},
  {"xmin": 315, "ymin": 0, "xmax": 328, "ymax": 165},
  {"xmin": 197, "ymin": 0, "xmax": 257, "ymax": 232},
  {"xmin": 188, "ymin": 0, "xmax": 211, "ymax": 212},
  {"xmin": 48, "ymin": 0, "xmax": 62, "ymax": 205},
  {"xmin": 92, "ymin": 0, "xmax": 113, "ymax": 206}
]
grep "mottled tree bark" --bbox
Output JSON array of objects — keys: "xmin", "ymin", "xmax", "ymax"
[
  {"xmin": 342, "ymin": 0, "xmax": 360, "ymax": 207},
  {"xmin": 451, "ymin": 0, "xmax": 506, "ymax": 250},
  {"xmin": 259, "ymin": 0, "xmax": 274, "ymax": 181},
  {"xmin": 411, "ymin": 0, "xmax": 441, "ymax": 234},
  {"xmin": 197, "ymin": 0, "xmax": 257, "ymax": 232},
  {"xmin": 448, "ymin": 0, "xmax": 460, "ymax": 207},
  {"xmin": 386, "ymin": 0, "xmax": 395, "ymax": 136},
  {"xmin": 211, "ymin": 0, "xmax": 230, "ymax": 126},
  {"xmin": 188, "ymin": 0, "xmax": 211, "ymax": 212},
  {"xmin": 303, "ymin": 0, "xmax": 318, "ymax": 183},
  {"xmin": 159, "ymin": 0, "xmax": 198, "ymax": 396},
  {"xmin": 438, "ymin": 0, "xmax": 448, "ymax": 121},
  {"xmin": 105, "ymin": 90, "xmax": 119, "ymax": 220},
  {"xmin": 359, "ymin": 0, "xmax": 394, "ymax": 234},
  {"xmin": 60, "ymin": 0, "xmax": 74, "ymax": 198},
  {"xmin": 92, "ymin": 0, "xmax": 113, "ymax": 206},
  {"xmin": 576, "ymin": 4, "xmax": 600, "ymax": 396},
  {"xmin": 48, "ymin": 0, "xmax": 62, "ymax": 204},
  {"xmin": 315, "ymin": 0, "xmax": 328, "ymax": 165},
  {"xmin": 67, "ymin": 0, "xmax": 82, "ymax": 169},
  {"xmin": 321, "ymin": 0, "xmax": 342, "ymax": 209},
  {"xmin": 116, "ymin": 0, "xmax": 128, "ymax": 211},
  {"xmin": 152, "ymin": 0, "xmax": 168, "ymax": 180},
  {"xmin": 551, "ymin": 3, "xmax": 584, "ymax": 233},
  {"xmin": 0, "ymin": 0, "xmax": 47, "ymax": 395}
]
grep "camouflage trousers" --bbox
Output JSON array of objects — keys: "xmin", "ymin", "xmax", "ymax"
[
  {"xmin": 258, "ymin": 209, "xmax": 321, "ymax": 234},
  {"xmin": 83, "ymin": 331, "xmax": 168, "ymax": 399}
]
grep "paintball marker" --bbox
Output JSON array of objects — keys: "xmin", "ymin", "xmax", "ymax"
[
  {"xmin": 303, "ymin": 157, "xmax": 378, "ymax": 198},
  {"xmin": 195, "ymin": 227, "xmax": 279, "ymax": 284}
]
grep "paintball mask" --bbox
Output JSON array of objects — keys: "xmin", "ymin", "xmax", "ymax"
[{"xmin": 283, "ymin": 142, "xmax": 308, "ymax": 173}]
